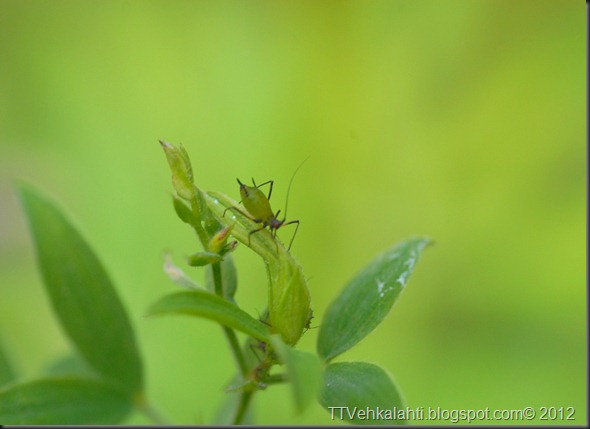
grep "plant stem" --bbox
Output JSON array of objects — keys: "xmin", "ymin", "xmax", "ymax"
[
  {"xmin": 224, "ymin": 326, "xmax": 248, "ymax": 375},
  {"xmin": 233, "ymin": 390, "xmax": 254, "ymax": 425},
  {"xmin": 211, "ymin": 261, "xmax": 248, "ymax": 376},
  {"xmin": 211, "ymin": 259, "xmax": 224, "ymax": 296},
  {"xmin": 211, "ymin": 261, "xmax": 253, "ymax": 424}
]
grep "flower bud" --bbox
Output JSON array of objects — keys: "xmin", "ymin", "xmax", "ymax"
[
  {"xmin": 160, "ymin": 140, "xmax": 194, "ymax": 201},
  {"xmin": 208, "ymin": 224, "xmax": 235, "ymax": 255}
]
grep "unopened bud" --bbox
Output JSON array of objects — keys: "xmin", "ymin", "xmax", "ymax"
[
  {"xmin": 222, "ymin": 240, "xmax": 239, "ymax": 255},
  {"xmin": 160, "ymin": 140, "xmax": 194, "ymax": 201},
  {"xmin": 208, "ymin": 224, "xmax": 234, "ymax": 254}
]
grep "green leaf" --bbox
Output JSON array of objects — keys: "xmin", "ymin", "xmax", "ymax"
[
  {"xmin": 319, "ymin": 362, "xmax": 406, "ymax": 425},
  {"xmin": 146, "ymin": 290, "xmax": 270, "ymax": 342},
  {"xmin": 317, "ymin": 237, "xmax": 431, "ymax": 362},
  {"xmin": 206, "ymin": 190, "xmax": 276, "ymax": 261},
  {"xmin": 270, "ymin": 336, "xmax": 321, "ymax": 414},
  {"xmin": 42, "ymin": 354, "xmax": 95, "ymax": 378},
  {"xmin": 0, "ymin": 376, "xmax": 133, "ymax": 424},
  {"xmin": 0, "ymin": 337, "xmax": 16, "ymax": 387},
  {"xmin": 266, "ymin": 249, "xmax": 311, "ymax": 346},
  {"xmin": 17, "ymin": 183, "xmax": 143, "ymax": 393},
  {"xmin": 171, "ymin": 194, "xmax": 196, "ymax": 224}
]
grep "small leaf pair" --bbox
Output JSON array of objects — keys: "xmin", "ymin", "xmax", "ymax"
[
  {"xmin": 316, "ymin": 237, "xmax": 431, "ymax": 425},
  {"xmin": 0, "ymin": 184, "xmax": 145, "ymax": 424}
]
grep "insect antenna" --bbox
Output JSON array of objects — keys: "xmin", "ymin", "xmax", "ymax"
[{"xmin": 282, "ymin": 156, "xmax": 310, "ymax": 222}]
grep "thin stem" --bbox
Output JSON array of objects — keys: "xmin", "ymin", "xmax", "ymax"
[
  {"xmin": 224, "ymin": 326, "xmax": 248, "ymax": 376},
  {"xmin": 211, "ymin": 261, "xmax": 248, "ymax": 376},
  {"xmin": 211, "ymin": 259, "xmax": 224, "ymax": 296},
  {"xmin": 188, "ymin": 188, "xmax": 255, "ymax": 424},
  {"xmin": 233, "ymin": 390, "xmax": 254, "ymax": 425}
]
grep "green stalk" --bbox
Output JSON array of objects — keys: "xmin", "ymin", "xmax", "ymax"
[
  {"xmin": 211, "ymin": 262, "xmax": 248, "ymax": 376},
  {"xmin": 210, "ymin": 261, "xmax": 255, "ymax": 425},
  {"xmin": 232, "ymin": 390, "xmax": 254, "ymax": 425},
  {"xmin": 189, "ymin": 194, "xmax": 209, "ymax": 246}
]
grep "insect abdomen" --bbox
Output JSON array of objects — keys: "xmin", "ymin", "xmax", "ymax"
[{"xmin": 241, "ymin": 185, "xmax": 273, "ymax": 221}]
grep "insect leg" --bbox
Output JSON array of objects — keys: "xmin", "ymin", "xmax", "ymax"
[
  {"xmin": 281, "ymin": 219, "xmax": 300, "ymax": 251},
  {"xmin": 248, "ymin": 224, "xmax": 268, "ymax": 247},
  {"xmin": 254, "ymin": 180, "xmax": 274, "ymax": 201},
  {"xmin": 223, "ymin": 204, "xmax": 256, "ymax": 221}
]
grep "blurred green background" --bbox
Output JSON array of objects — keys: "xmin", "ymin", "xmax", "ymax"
[{"xmin": 0, "ymin": 0, "xmax": 585, "ymax": 425}]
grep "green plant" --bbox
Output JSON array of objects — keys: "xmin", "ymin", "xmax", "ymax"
[{"xmin": 0, "ymin": 142, "xmax": 431, "ymax": 425}]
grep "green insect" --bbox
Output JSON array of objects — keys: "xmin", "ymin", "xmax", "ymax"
[{"xmin": 224, "ymin": 159, "xmax": 307, "ymax": 251}]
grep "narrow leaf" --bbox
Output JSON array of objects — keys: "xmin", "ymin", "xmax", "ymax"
[
  {"xmin": 270, "ymin": 336, "xmax": 321, "ymax": 414},
  {"xmin": 317, "ymin": 237, "xmax": 431, "ymax": 362},
  {"xmin": 319, "ymin": 362, "xmax": 406, "ymax": 425},
  {"xmin": 163, "ymin": 253, "xmax": 204, "ymax": 290},
  {"xmin": 17, "ymin": 183, "xmax": 143, "ymax": 393},
  {"xmin": 0, "ymin": 376, "xmax": 133, "ymax": 425},
  {"xmin": 171, "ymin": 194, "xmax": 195, "ymax": 224},
  {"xmin": 206, "ymin": 190, "xmax": 276, "ymax": 261},
  {"xmin": 42, "ymin": 354, "xmax": 95, "ymax": 378},
  {"xmin": 146, "ymin": 290, "xmax": 270, "ymax": 342}
]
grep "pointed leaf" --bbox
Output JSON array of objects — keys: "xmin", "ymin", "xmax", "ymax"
[
  {"xmin": 319, "ymin": 362, "xmax": 406, "ymax": 425},
  {"xmin": 42, "ymin": 354, "xmax": 96, "ymax": 378},
  {"xmin": 317, "ymin": 237, "xmax": 431, "ymax": 361},
  {"xmin": 0, "ymin": 376, "xmax": 133, "ymax": 425},
  {"xmin": 17, "ymin": 183, "xmax": 143, "ymax": 393},
  {"xmin": 270, "ymin": 336, "xmax": 321, "ymax": 414},
  {"xmin": 163, "ymin": 253, "xmax": 204, "ymax": 290},
  {"xmin": 146, "ymin": 290, "xmax": 270, "ymax": 342},
  {"xmin": 171, "ymin": 194, "xmax": 196, "ymax": 224}
]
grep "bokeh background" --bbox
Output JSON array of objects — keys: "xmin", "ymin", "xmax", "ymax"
[{"xmin": 0, "ymin": 0, "xmax": 585, "ymax": 425}]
